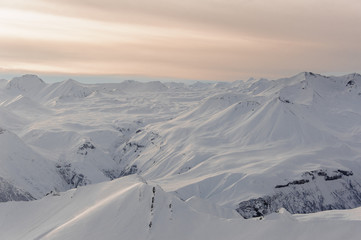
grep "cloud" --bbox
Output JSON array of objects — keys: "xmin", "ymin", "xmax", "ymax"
[
  {"xmin": 1, "ymin": 0, "xmax": 360, "ymax": 80},
  {"xmin": 30, "ymin": 0, "xmax": 361, "ymax": 41}
]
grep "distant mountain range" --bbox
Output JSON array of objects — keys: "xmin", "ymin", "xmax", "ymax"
[{"xmin": 1, "ymin": 72, "xmax": 361, "ymax": 239}]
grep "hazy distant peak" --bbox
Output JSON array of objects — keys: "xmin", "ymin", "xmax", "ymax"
[
  {"xmin": 7, "ymin": 74, "xmax": 46, "ymax": 90},
  {"xmin": 44, "ymin": 78, "xmax": 93, "ymax": 99},
  {"xmin": 63, "ymin": 78, "xmax": 81, "ymax": 84},
  {"xmin": 5, "ymin": 75, "xmax": 46, "ymax": 98},
  {"xmin": 344, "ymin": 72, "xmax": 361, "ymax": 80}
]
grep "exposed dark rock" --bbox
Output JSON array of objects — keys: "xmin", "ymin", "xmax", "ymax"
[
  {"xmin": 102, "ymin": 169, "xmax": 121, "ymax": 180},
  {"xmin": 115, "ymin": 131, "xmax": 161, "ymax": 167},
  {"xmin": 346, "ymin": 80, "xmax": 356, "ymax": 87},
  {"xmin": 45, "ymin": 190, "xmax": 60, "ymax": 197},
  {"xmin": 77, "ymin": 141, "xmax": 95, "ymax": 156},
  {"xmin": 71, "ymin": 174, "xmax": 85, "ymax": 188},
  {"xmin": 238, "ymin": 197, "xmax": 273, "ymax": 217},
  {"xmin": 79, "ymin": 142, "xmax": 95, "ymax": 150},
  {"xmin": 302, "ymin": 169, "xmax": 353, "ymax": 181},
  {"xmin": 57, "ymin": 163, "xmax": 90, "ymax": 188},
  {"xmin": 275, "ymin": 179, "xmax": 309, "ymax": 188},
  {"xmin": 116, "ymin": 127, "xmax": 131, "ymax": 133},
  {"xmin": 119, "ymin": 165, "xmax": 138, "ymax": 177},
  {"xmin": 325, "ymin": 174, "xmax": 342, "ymax": 181},
  {"xmin": 338, "ymin": 169, "xmax": 353, "ymax": 176},
  {"xmin": 278, "ymin": 97, "xmax": 292, "ymax": 104},
  {"xmin": 122, "ymin": 142, "xmax": 144, "ymax": 153},
  {"xmin": 316, "ymin": 171, "xmax": 327, "ymax": 177},
  {"xmin": 236, "ymin": 169, "xmax": 361, "ymax": 219}
]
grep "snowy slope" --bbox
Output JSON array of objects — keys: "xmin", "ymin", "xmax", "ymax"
[
  {"xmin": 5, "ymin": 74, "xmax": 47, "ymax": 98},
  {"xmin": 0, "ymin": 78, "xmax": 8, "ymax": 88},
  {"xmin": 1, "ymin": 72, "xmax": 361, "ymax": 239},
  {"xmin": 0, "ymin": 176, "xmax": 360, "ymax": 240},
  {"xmin": 113, "ymin": 72, "xmax": 361, "ymax": 210},
  {"xmin": 39, "ymin": 79, "xmax": 93, "ymax": 101},
  {"xmin": 0, "ymin": 128, "xmax": 65, "ymax": 199},
  {"xmin": 0, "ymin": 106, "xmax": 27, "ymax": 131}
]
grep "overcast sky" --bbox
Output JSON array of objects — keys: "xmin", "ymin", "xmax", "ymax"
[{"xmin": 0, "ymin": 0, "xmax": 360, "ymax": 81}]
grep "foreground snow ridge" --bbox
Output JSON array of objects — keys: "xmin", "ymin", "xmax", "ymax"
[
  {"xmin": 1, "ymin": 72, "xmax": 361, "ymax": 239},
  {"xmin": 1, "ymin": 176, "xmax": 361, "ymax": 240}
]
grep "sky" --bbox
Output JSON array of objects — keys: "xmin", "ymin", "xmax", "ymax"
[{"xmin": 0, "ymin": 0, "xmax": 360, "ymax": 82}]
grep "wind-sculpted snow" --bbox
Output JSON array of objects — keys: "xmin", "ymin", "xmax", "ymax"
[
  {"xmin": 1, "ymin": 72, "xmax": 361, "ymax": 239},
  {"xmin": 0, "ymin": 176, "xmax": 361, "ymax": 240}
]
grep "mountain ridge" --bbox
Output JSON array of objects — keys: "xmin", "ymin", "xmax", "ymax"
[{"xmin": 1, "ymin": 72, "xmax": 361, "ymax": 238}]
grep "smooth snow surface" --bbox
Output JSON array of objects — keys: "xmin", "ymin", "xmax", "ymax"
[
  {"xmin": 1, "ymin": 72, "xmax": 361, "ymax": 239},
  {"xmin": 0, "ymin": 176, "xmax": 360, "ymax": 240}
]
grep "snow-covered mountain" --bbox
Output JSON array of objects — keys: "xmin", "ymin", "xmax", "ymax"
[
  {"xmin": 0, "ymin": 128, "xmax": 65, "ymax": 199},
  {"xmin": 1, "ymin": 72, "xmax": 361, "ymax": 239},
  {"xmin": 1, "ymin": 175, "xmax": 360, "ymax": 240},
  {"xmin": 40, "ymin": 78, "xmax": 93, "ymax": 101},
  {"xmin": 5, "ymin": 74, "xmax": 47, "ymax": 97}
]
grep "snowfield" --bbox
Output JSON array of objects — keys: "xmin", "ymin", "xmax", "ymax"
[
  {"xmin": 1, "ymin": 176, "xmax": 361, "ymax": 240},
  {"xmin": 0, "ymin": 72, "xmax": 361, "ymax": 239}
]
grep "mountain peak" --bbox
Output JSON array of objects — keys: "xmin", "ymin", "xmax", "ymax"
[
  {"xmin": 6, "ymin": 74, "xmax": 46, "ymax": 94},
  {"xmin": 62, "ymin": 78, "xmax": 81, "ymax": 85}
]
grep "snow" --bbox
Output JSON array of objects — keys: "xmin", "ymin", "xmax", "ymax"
[
  {"xmin": 0, "ymin": 128, "xmax": 65, "ymax": 198},
  {"xmin": 0, "ymin": 176, "xmax": 360, "ymax": 240},
  {"xmin": 1, "ymin": 72, "xmax": 361, "ymax": 239},
  {"xmin": 5, "ymin": 74, "xmax": 46, "ymax": 97},
  {"xmin": 40, "ymin": 79, "xmax": 93, "ymax": 101}
]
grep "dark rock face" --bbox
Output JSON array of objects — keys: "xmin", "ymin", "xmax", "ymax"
[
  {"xmin": 346, "ymin": 80, "xmax": 355, "ymax": 87},
  {"xmin": 236, "ymin": 169, "xmax": 361, "ymax": 219},
  {"xmin": 115, "ymin": 131, "xmax": 160, "ymax": 169},
  {"xmin": 119, "ymin": 165, "xmax": 138, "ymax": 177},
  {"xmin": 278, "ymin": 97, "xmax": 292, "ymax": 104},
  {"xmin": 275, "ymin": 179, "xmax": 309, "ymax": 188},
  {"xmin": 77, "ymin": 141, "xmax": 96, "ymax": 156},
  {"xmin": 122, "ymin": 142, "xmax": 144, "ymax": 154},
  {"xmin": 56, "ymin": 163, "xmax": 90, "ymax": 188},
  {"xmin": 0, "ymin": 177, "xmax": 34, "ymax": 202},
  {"xmin": 102, "ymin": 169, "xmax": 121, "ymax": 180}
]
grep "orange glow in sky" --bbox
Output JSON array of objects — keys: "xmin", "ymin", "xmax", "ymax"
[{"xmin": 0, "ymin": 0, "xmax": 360, "ymax": 81}]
